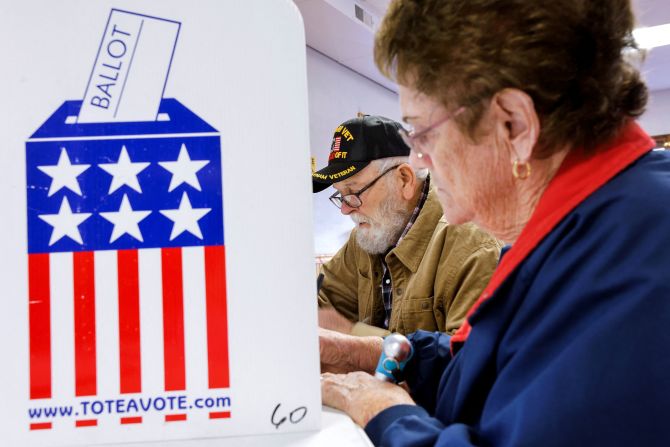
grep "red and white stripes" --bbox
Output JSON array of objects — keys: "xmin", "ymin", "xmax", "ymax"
[{"xmin": 27, "ymin": 245, "xmax": 229, "ymax": 430}]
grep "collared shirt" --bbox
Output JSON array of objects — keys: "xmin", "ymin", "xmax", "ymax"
[
  {"xmin": 318, "ymin": 186, "xmax": 501, "ymax": 337},
  {"xmin": 380, "ymin": 176, "xmax": 430, "ymax": 328}
]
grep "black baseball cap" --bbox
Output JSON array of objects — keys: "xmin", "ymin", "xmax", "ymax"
[{"xmin": 312, "ymin": 115, "xmax": 411, "ymax": 193}]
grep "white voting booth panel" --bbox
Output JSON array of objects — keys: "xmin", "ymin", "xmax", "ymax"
[{"xmin": 0, "ymin": 1, "xmax": 320, "ymax": 446}]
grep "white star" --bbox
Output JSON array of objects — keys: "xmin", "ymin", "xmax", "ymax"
[
  {"xmin": 100, "ymin": 194, "xmax": 152, "ymax": 243},
  {"xmin": 39, "ymin": 196, "xmax": 92, "ymax": 245},
  {"xmin": 160, "ymin": 192, "xmax": 211, "ymax": 241},
  {"xmin": 38, "ymin": 148, "xmax": 90, "ymax": 196},
  {"xmin": 99, "ymin": 146, "xmax": 150, "ymax": 194},
  {"xmin": 158, "ymin": 144, "xmax": 209, "ymax": 192}
]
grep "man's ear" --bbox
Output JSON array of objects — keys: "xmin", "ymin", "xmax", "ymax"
[
  {"xmin": 396, "ymin": 163, "xmax": 417, "ymax": 200},
  {"xmin": 491, "ymin": 88, "xmax": 540, "ymax": 162}
]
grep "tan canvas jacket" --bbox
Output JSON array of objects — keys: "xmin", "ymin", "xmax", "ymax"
[{"xmin": 318, "ymin": 190, "xmax": 502, "ymax": 336}]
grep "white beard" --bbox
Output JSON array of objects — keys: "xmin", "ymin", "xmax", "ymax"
[{"xmin": 351, "ymin": 194, "xmax": 411, "ymax": 255}]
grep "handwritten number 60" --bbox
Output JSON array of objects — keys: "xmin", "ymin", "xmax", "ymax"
[{"xmin": 271, "ymin": 403, "xmax": 307, "ymax": 429}]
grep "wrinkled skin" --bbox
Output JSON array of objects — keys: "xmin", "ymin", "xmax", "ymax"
[{"xmin": 319, "ymin": 328, "xmax": 416, "ymax": 426}]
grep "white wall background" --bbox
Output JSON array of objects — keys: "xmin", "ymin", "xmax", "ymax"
[
  {"xmin": 641, "ymin": 88, "xmax": 670, "ymax": 136},
  {"xmin": 306, "ymin": 46, "xmax": 400, "ymax": 255}
]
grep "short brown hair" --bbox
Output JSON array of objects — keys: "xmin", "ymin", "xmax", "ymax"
[{"xmin": 375, "ymin": 0, "xmax": 648, "ymax": 156}]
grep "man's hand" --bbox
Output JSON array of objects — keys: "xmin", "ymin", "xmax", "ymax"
[
  {"xmin": 318, "ymin": 306, "xmax": 355, "ymax": 334},
  {"xmin": 319, "ymin": 328, "xmax": 382, "ymax": 374},
  {"xmin": 321, "ymin": 371, "xmax": 416, "ymax": 427}
]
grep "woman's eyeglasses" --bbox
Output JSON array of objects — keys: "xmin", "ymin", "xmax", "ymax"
[{"xmin": 398, "ymin": 107, "xmax": 465, "ymax": 154}]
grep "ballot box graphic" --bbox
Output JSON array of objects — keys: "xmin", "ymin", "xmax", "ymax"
[
  {"xmin": 4, "ymin": 2, "xmax": 319, "ymax": 446},
  {"xmin": 25, "ymin": 98, "xmax": 230, "ymax": 433}
]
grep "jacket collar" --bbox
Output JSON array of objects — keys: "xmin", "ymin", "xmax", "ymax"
[
  {"xmin": 451, "ymin": 121, "xmax": 655, "ymax": 353},
  {"xmin": 387, "ymin": 187, "xmax": 443, "ymax": 273}
]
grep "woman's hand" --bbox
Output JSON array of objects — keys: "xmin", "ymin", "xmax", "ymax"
[
  {"xmin": 319, "ymin": 328, "xmax": 382, "ymax": 374},
  {"xmin": 321, "ymin": 371, "xmax": 416, "ymax": 427}
]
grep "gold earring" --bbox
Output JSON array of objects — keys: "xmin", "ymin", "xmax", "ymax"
[{"xmin": 512, "ymin": 159, "xmax": 531, "ymax": 179}]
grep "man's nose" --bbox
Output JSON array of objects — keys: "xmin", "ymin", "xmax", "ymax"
[{"xmin": 340, "ymin": 202, "xmax": 355, "ymax": 215}]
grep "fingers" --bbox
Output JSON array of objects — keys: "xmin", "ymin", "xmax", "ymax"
[
  {"xmin": 320, "ymin": 371, "xmax": 416, "ymax": 427},
  {"xmin": 321, "ymin": 371, "xmax": 372, "ymax": 412},
  {"xmin": 320, "ymin": 372, "xmax": 350, "ymax": 412}
]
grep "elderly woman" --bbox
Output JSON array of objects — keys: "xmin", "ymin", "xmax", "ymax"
[{"xmin": 320, "ymin": 0, "xmax": 670, "ymax": 446}]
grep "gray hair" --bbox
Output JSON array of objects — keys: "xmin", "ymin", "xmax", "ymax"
[{"xmin": 371, "ymin": 156, "xmax": 429, "ymax": 181}]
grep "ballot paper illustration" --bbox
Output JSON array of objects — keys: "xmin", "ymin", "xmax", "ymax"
[
  {"xmin": 24, "ymin": 8, "xmax": 230, "ymax": 442},
  {"xmin": 78, "ymin": 10, "xmax": 180, "ymax": 123}
]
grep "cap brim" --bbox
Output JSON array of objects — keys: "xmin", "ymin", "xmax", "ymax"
[{"xmin": 312, "ymin": 161, "xmax": 370, "ymax": 193}]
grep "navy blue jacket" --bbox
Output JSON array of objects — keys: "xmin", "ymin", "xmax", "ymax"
[{"xmin": 365, "ymin": 125, "xmax": 670, "ymax": 446}]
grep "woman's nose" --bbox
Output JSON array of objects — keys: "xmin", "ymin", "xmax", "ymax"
[{"xmin": 409, "ymin": 149, "xmax": 430, "ymax": 168}]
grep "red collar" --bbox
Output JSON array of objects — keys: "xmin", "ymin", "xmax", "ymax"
[{"xmin": 450, "ymin": 122, "xmax": 654, "ymax": 353}]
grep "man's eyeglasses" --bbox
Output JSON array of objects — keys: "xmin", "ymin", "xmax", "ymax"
[
  {"xmin": 398, "ymin": 107, "xmax": 465, "ymax": 154},
  {"xmin": 329, "ymin": 165, "xmax": 401, "ymax": 209}
]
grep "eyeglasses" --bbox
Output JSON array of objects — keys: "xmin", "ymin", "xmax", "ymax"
[
  {"xmin": 329, "ymin": 165, "xmax": 401, "ymax": 209},
  {"xmin": 398, "ymin": 106, "xmax": 465, "ymax": 154}
]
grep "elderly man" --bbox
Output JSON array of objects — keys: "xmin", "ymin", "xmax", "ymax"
[{"xmin": 313, "ymin": 114, "xmax": 501, "ymax": 337}]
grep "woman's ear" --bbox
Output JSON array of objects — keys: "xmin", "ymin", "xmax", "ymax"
[{"xmin": 492, "ymin": 89, "xmax": 540, "ymax": 161}]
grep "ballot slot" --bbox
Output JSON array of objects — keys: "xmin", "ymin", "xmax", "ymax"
[{"xmin": 63, "ymin": 113, "xmax": 171, "ymax": 125}]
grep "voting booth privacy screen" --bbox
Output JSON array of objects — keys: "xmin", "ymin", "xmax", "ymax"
[{"xmin": 0, "ymin": 1, "xmax": 319, "ymax": 445}]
